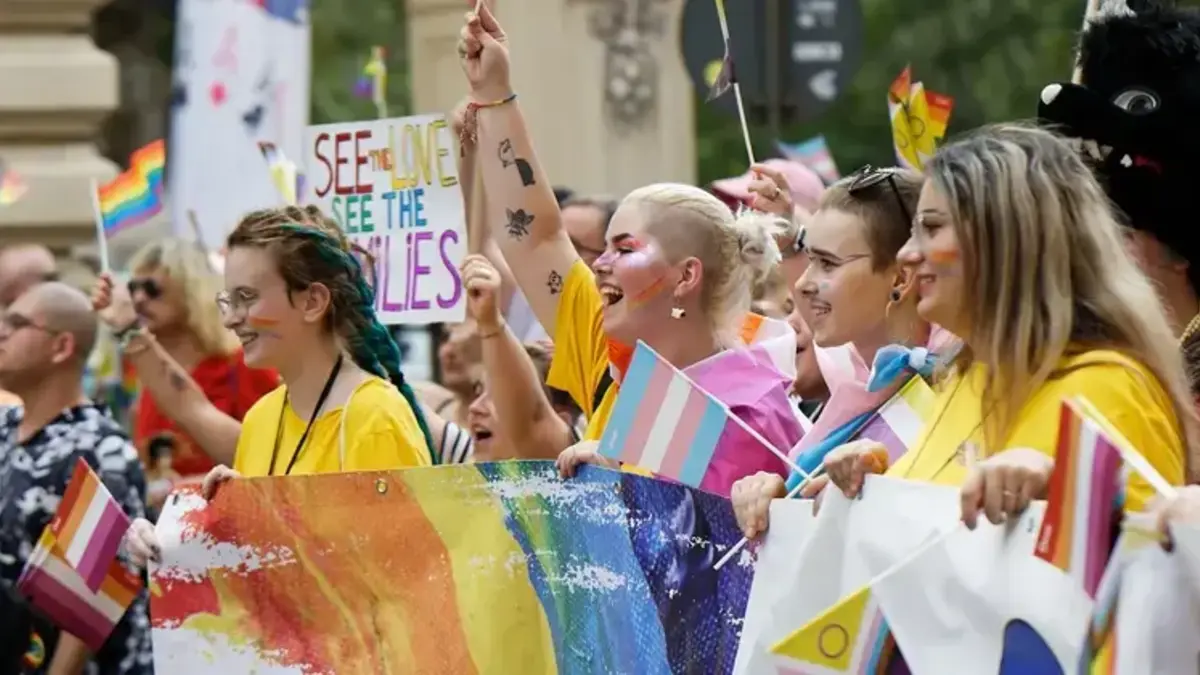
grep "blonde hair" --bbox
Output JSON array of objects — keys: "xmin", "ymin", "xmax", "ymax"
[
  {"xmin": 623, "ymin": 183, "xmax": 785, "ymax": 344},
  {"xmin": 927, "ymin": 124, "xmax": 1198, "ymax": 475},
  {"xmin": 129, "ymin": 239, "xmax": 237, "ymax": 357}
]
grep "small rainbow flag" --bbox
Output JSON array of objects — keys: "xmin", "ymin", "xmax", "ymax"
[
  {"xmin": 355, "ymin": 46, "xmax": 388, "ymax": 117},
  {"xmin": 97, "ymin": 139, "xmax": 166, "ymax": 235},
  {"xmin": 16, "ymin": 458, "xmax": 143, "ymax": 651},
  {"xmin": 771, "ymin": 583, "xmax": 898, "ymax": 673},
  {"xmin": 1035, "ymin": 399, "xmax": 1124, "ymax": 598},
  {"xmin": 598, "ymin": 341, "xmax": 732, "ymax": 488},
  {"xmin": 0, "ymin": 160, "xmax": 28, "ymax": 206}
]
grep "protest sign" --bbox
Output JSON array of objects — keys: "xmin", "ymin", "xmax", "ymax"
[
  {"xmin": 304, "ymin": 114, "xmax": 466, "ymax": 324},
  {"xmin": 149, "ymin": 461, "xmax": 752, "ymax": 674}
]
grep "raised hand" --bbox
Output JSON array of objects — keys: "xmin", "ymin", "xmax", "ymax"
[
  {"xmin": 457, "ymin": 1, "xmax": 512, "ymax": 102},
  {"xmin": 90, "ymin": 272, "xmax": 137, "ymax": 330},
  {"xmin": 461, "ymin": 254, "xmax": 503, "ymax": 331},
  {"xmin": 746, "ymin": 162, "xmax": 796, "ymax": 218}
]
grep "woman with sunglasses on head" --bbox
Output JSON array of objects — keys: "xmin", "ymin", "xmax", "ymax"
[
  {"xmin": 731, "ymin": 166, "xmax": 956, "ymax": 538},
  {"xmin": 817, "ymin": 125, "xmax": 1194, "ymax": 526},
  {"xmin": 123, "ymin": 205, "xmax": 435, "ymax": 567},
  {"xmin": 458, "ymin": 7, "xmax": 803, "ymax": 496},
  {"xmin": 91, "ymin": 240, "xmax": 278, "ymax": 495}
]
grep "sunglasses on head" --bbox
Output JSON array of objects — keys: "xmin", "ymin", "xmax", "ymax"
[
  {"xmin": 127, "ymin": 278, "xmax": 162, "ymax": 300},
  {"xmin": 847, "ymin": 165, "xmax": 913, "ymax": 228}
]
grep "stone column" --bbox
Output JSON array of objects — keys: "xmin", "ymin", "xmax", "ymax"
[
  {"xmin": 407, "ymin": 0, "xmax": 696, "ymax": 197},
  {"xmin": 0, "ymin": 0, "xmax": 120, "ymax": 248}
]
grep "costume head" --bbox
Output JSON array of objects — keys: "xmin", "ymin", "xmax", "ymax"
[{"xmin": 1038, "ymin": 0, "xmax": 1200, "ymax": 290}]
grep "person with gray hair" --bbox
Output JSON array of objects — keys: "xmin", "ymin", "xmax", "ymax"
[{"xmin": 0, "ymin": 282, "xmax": 152, "ymax": 675}]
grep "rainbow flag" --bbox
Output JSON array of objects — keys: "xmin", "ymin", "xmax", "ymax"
[
  {"xmin": 97, "ymin": 139, "xmax": 166, "ymax": 235},
  {"xmin": 0, "ymin": 160, "xmax": 28, "ymax": 205},
  {"xmin": 777, "ymin": 136, "xmax": 841, "ymax": 185},
  {"xmin": 1035, "ymin": 399, "xmax": 1124, "ymax": 598},
  {"xmin": 598, "ymin": 341, "xmax": 731, "ymax": 488},
  {"xmin": 16, "ymin": 459, "xmax": 143, "ymax": 651},
  {"xmin": 771, "ymin": 584, "xmax": 897, "ymax": 673}
]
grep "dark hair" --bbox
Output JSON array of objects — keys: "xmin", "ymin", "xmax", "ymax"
[
  {"xmin": 818, "ymin": 169, "xmax": 922, "ymax": 271},
  {"xmin": 227, "ymin": 205, "xmax": 436, "ymax": 457},
  {"xmin": 562, "ymin": 194, "xmax": 619, "ymax": 229},
  {"xmin": 147, "ymin": 433, "xmax": 176, "ymax": 462},
  {"xmin": 521, "ymin": 342, "xmax": 581, "ymax": 418}
]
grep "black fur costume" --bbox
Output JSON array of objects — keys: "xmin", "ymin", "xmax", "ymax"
[{"xmin": 1038, "ymin": 0, "xmax": 1200, "ymax": 394}]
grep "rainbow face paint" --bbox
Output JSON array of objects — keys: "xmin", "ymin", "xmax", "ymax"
[{"xmin": 247, "ymin": 316, "xmax": 283, "ymax": 337}]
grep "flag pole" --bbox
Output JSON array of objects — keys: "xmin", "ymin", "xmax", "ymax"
[
  {"xmin": 711, "ymin": 0, "xmax": 755, "ymax": 166},
  {"xmin": 89, "ymin": 179, "xmax": 111, "ymax": 274}
]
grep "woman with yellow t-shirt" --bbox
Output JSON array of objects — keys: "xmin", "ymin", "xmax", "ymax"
[
  {"xmin": 813, "ymin": 124, "xmax": 1195, "ymax": 522},
  {"xmin": 122, "ymin": 205, "xmax": 434, "ymax": 566}
]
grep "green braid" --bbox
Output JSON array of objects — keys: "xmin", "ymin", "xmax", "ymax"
[{"xmin": 277, "ymin": 224, "xmax": 438, "ymax": 460}]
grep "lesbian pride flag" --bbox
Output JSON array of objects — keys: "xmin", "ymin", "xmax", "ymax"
[
  {"xmin": 17, "ymin": 458, "xmax": 142, "ymax": 650},
  {"xmin": 1035, "ymin": 399, "xmax": 1124, "ymax": 598},
  {"xmin": 598, "ymin": 341, "xmax": 731, "ymax": 488}
]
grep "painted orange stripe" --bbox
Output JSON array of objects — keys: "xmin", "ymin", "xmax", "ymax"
[{"xmin": 56, "ymin": 465, "xmax": 99, "ymax": 547}]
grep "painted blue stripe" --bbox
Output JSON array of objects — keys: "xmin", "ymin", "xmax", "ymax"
[
  {"xmin": 597, "ymin": 343, "xmax": 657, "ymax": 460},
  {"xmin": 784, "ymin": 410, "xmax": 874, "ymax": 491},
  {"xmin": 677, "ymin": 398, "xmax": 729, "ymax": 487}
]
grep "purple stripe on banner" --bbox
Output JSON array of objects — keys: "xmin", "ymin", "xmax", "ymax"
[
  {"xmin": 857, "ymin": 415, "xmax": 906, "ymax": 464},
  {"xmin": 81, "ymin": 503, "xmax": 127, "ymax": 592},
  {"xmin": 623, "ymin": 363, "xmax": 675, "ymax": 465},
  {"xmin": 20, "ymin": 566, "xmax": 112, "ymax": 651}
]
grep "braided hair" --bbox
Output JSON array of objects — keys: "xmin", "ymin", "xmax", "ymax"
[{"xmin": 228, "ymin": 206, "xmax": 437, "ymax": 459}]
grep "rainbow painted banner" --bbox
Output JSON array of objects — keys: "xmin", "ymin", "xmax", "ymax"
[{"xmin": 149, "ymin": 461, "xmax": 753, "ymax": 674}]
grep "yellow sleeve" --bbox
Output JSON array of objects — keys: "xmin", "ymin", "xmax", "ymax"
[
  {"xmin": 1005, "ymin": 359, "xmax": 1185, "ymax": 512},
  {"xmin": 546, "ymin": 259, "xmax": 610, "ymax": 417},
  {"xmin": 343, "ymin": 383, "xmax": 432, "ymax": 470}
]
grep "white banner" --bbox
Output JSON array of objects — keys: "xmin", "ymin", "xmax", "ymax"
[
  {"xmin": 169, "ymin": 0, "xmax": 310, "ymax": 249},
  {"xmin": 303, "ymin": 114, "xmax": 466, "ymax": 325}
]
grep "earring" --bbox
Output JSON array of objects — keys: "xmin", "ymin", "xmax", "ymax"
[
  {"xmin": 670, "ymin": 306, "xmax": 686, "ymax": 319},
  {"xmin": 890, "ymin": 289, "xmax": 902, "ymax": 302}
]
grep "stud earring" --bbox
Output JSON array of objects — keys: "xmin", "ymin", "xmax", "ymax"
[
  {"xmin": 670, "ymin": 307, "xmax": 686, "ymax": 319},
  {"xmin": 890, "ymin": 289, "xmax": 901, "ymax": 302}
]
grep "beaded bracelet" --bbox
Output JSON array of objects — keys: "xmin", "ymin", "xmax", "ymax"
[{"xmin": 459, "ymin": 93, "xmax": 518, "ymax": 153}]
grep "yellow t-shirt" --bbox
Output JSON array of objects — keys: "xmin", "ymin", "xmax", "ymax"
[
  {"xmin": 887, "ymin": 349, "xmax": 1185, "ymax": 511},
  {"xmin": 547, "ymin": 259, "xmax": 618, "ymax": 441},
  {"xmin": 233, "ymin": 377, "xmax": 431, "ymax": 476}
]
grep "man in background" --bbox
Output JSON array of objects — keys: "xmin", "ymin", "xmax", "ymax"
[
  {"xmin": 0, "ymin": 244, "xmax": 59, "ymax": 406},
  {"xmin": 0, "ymin": 282, "xmax": 151, "ymax": 675}
]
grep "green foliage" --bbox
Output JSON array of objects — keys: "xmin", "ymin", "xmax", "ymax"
[
  {"xmin": 309, "ymin": 0, "xmax": 412, "ymax": 123},
  {"xmin": 695, "ymin": 0, "xmax": 1087, "ymax": 183}
]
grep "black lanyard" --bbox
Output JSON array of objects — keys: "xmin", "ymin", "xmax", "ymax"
[{"xmin": 269, "ymin": 354, "xmax": 343, "ymax": 476}]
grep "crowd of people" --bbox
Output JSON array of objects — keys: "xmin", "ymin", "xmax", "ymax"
[{"xmin": 3, "ymin": 0, "xmax": 1200, "ymax": 672}]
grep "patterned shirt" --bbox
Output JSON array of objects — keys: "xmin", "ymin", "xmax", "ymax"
[{"xmin": 0, "ymin": 403, "xmax": 153, "ymax": 675}]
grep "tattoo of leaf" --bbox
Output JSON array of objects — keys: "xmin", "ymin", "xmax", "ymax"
[
  {"xmin": 497, "ymin": 138, "xmax": 536, "ymax": 186},
  {"xmin": 547, "ymin": 270, "xmax": 563, "ymax": 295},
  {"xmin": 505, "ymin": 208, "xmax": 535, "ymax": 240}
]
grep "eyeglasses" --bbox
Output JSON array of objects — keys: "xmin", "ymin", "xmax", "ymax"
[
  {"xmin": 215, "ymin": 289, "xmax": 259, "ymax": 317},
  {"xmin": 0, "ymin": 312, "xmax": 53, "ymax": 339},
  {"xmin": 847, "ymin": 165, "xmax": 912, "ymax": 229},
  {"xmin": 127, "ymin": 278, "xmax": 163, "ymax": 300}
]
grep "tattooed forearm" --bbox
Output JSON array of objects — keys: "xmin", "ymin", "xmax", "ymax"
[
  {"xmin": 497, "ymin": 138, "xmax": 536, "ymax": 186},
  {"xmin": 505, "ymin": 208, "xmax": 535, "ymax": 240},
  {"xmin": 547, "ymin": 270, "xmax": 563, "ymax": 295}
]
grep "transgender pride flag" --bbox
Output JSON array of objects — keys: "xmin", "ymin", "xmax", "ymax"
[{"xmin": 598, "ymin": 341, "xmax": 731, "ymax": 488}]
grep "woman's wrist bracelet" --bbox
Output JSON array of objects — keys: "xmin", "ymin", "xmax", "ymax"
[{"xmin": 458, "ymin": 93, "xmax": 518, "ymax": 152}]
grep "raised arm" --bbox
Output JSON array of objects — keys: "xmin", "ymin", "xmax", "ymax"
[
  {"xmin": 462, "ymin": 254, "xmax": 572, "ymax": 458},
  {"xmin": 459, "ymin": 8, "xmax": 581, "ymax": 339}
]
